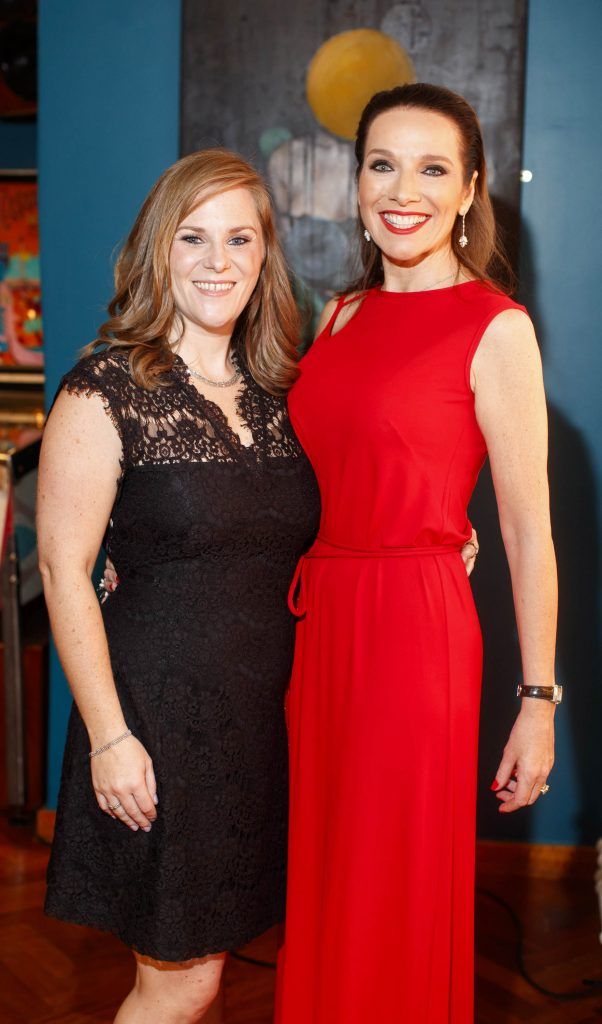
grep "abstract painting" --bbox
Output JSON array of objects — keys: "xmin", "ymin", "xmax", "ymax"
[{"xmin": 181, "ymin": 0, "xmax": 527, "ymax": 320}]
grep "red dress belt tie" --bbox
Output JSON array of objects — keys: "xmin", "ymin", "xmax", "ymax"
[{"xmin": 287, "ymin": 535, "xmax": 463, "ymax": 617}]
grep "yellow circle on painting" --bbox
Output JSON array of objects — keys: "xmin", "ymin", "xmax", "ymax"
[{"xmin": 307, "ymin": 29, "xmax": 416, "ymax": 140}]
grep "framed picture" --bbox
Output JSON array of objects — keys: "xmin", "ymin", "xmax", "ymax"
[{"xmin": 0, "ymin": 169, "xmax": 43, "ymax": 384}]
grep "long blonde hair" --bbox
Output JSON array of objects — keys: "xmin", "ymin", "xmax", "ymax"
[{"xmin": 84, "ymin": 149, "xmax": 300, "ymax": 394}]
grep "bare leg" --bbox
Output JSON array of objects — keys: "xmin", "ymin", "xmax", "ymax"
[{"xmin": 114, "ymin": 951, "xmax": 226, "ymax": 1024}]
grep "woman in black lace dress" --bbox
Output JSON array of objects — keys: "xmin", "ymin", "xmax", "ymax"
[{"xmin": 37, "ymin": 150, "xmax": 320, "ymax": 1023}]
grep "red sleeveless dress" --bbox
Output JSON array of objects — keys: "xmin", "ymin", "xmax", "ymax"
[{"xmin": 275, "ymin": 281, "xmax": 527, "ymax": 1023}]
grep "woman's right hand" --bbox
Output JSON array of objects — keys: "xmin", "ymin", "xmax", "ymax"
[{"xmin": 91, "ymin": 734, "xmax": 158, "ymax": 832}]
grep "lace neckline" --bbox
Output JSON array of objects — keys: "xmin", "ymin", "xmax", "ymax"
[{"xmin": 171, "ymin": 351, "xmax": 267, "ymax": 466}]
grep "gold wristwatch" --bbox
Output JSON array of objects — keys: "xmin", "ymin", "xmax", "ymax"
[{"xmin": 516, "ymin": 683, "xmax": 563, "ymax": 704}]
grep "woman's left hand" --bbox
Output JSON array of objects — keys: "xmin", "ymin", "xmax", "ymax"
[
  {"xmin": 491, "ymin": 700, "xmax": 555, "ymax": 811},
  {"xmin": 461, "ymin": 528, "xmax": 479, "ymax": 576}
]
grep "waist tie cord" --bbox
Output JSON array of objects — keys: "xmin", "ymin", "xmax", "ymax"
[
  {"xmin": 287, "ymin": 538, "xmax": 463, "ymax": 619},
  {"xmin": 287, "ymin": 555, "xmax": 307, "ymax": 617}
]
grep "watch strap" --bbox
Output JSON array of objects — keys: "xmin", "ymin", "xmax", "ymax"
[{"xmin": 516, "ymin": 683, "xmax": 563, "ymax": 704}]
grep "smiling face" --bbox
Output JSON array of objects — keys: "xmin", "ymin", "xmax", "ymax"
[
  {"xmin": 169, "ymin": 186, "xmax": 265, "ymax": 339},
  {"xmin": 357, "ymin": 106, "xmax": 476, "ymax": 270}
]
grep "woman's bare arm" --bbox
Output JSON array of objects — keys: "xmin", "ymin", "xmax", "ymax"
[
  {"xmin": 37, "ymin": 389, "xmax": 157, "ymax": 830},
  {"xmin": 472, "ymin": 308, "xmax": 557, "ymax": 811},
  {"xmin": 38, "ymin": 390, "xmax": 125, "ymax": 744}
]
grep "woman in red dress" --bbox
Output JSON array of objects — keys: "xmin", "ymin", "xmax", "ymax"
[{"xmin": 276, "ymin": 84, "xmax": 558, "ymax": 1023}]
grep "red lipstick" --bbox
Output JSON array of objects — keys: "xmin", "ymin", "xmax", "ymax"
[{"xmin": 378, "ymin": 211, "xmax": 431, "ymax": 235}]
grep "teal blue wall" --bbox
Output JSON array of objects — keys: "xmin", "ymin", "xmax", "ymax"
[
  {"xmin": 475, "ymin": 0, "xmax": 601, "ymax": 845},
  {"xmin": 38, "ymin": 0, "xmax": 181, "ymax": 807},
  {"xmin": 0, "ymin": 120, "xmax": 36, "ymax": 168},
  {"xmin": 517, "ymin": 0, "xmax": 602, "ymax": 844}
]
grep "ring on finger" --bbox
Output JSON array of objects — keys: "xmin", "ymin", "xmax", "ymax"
[
  {"xmin": 110, "ymin": 800, "xmax": 122, "ymax": 810},
  {"xmin": 540, "ymin": 783, "xmax": 550, "ymax": 795}
]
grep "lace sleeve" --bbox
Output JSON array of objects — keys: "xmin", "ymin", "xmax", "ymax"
[{"xmin": 57, "ymin": 350, "xmax": 129, "ymax": 452}]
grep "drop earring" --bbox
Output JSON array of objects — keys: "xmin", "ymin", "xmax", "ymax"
[
  {"xmin": 459, "ymin": 212, "xmax": 468, "ymax": 248},
  {"xmin": 363, "ymin": 228, "xmax": 371, "ymax": 242}
]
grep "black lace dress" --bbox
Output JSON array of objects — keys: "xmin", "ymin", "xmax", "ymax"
[{"xmin": 44, "ymin": 349, "xmax": 320, "ymax": 961}]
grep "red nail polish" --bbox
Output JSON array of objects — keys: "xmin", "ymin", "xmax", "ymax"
[{"xmin": 490, "ymin": 779, "xmax": 499, "ymax": 791}]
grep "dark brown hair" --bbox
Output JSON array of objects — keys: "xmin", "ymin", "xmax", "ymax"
[
  {"xmin": 348, "ymin": 83, "xmax": 514, "ymax": 294},
  {"xmin": 84, "ymin": 149, "xmax": 301, "ymax": 394}
]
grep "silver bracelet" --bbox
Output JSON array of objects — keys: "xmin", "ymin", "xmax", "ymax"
[{"xmin": 89, "ymin": 728, "xmax": 132, "ymax": 758}]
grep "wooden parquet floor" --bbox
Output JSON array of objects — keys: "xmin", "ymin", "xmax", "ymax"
[{"xmin": 1, "ymin": 816, "xmax": 601, "ymax": 1023}]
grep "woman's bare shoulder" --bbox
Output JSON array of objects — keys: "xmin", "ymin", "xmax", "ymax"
[{"xmin": 315, "ymin": 291, "xmax": 367, "ymax": 340}]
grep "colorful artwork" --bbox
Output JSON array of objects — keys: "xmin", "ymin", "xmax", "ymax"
[{"xmin": 0, "ymin": 177, "xmax": 43, "ymax": 368}]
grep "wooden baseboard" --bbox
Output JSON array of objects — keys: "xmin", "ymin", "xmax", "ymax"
[
  {"xmin": 476, "ymin": 839, "xmax": 597, "ymax": 880},
  {"xmin": 36, "ymin": 807, "xmax": 55, "ymax": 844}
]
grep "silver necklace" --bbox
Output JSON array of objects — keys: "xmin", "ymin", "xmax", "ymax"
[
  {"xmin": 423, "ymin": 269, "xmax": 459, "ymax": 290},
  {"xmin": 416, "ymin": 267, "xmax": 466, "ymax": 291},
  {"xmin": 387, "ymin": 268, "xmax": 463, "ymax": 293},
  {"xmin": 187, "ymin": 364, "xmax": 242, "ymax": 388}
]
